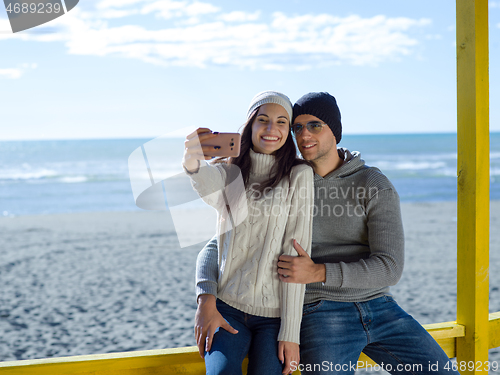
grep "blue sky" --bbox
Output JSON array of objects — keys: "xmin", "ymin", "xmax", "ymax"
[{"xmin": 1, "ymin": 0, "xmax": 499, "ymax": 140}]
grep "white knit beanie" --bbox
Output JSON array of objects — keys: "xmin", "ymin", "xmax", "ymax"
[{"xmin": 246, "ymin": 91, "xmax": 293, "ymax": 121}]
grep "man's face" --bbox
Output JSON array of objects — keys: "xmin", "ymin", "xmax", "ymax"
[{"xmin": 294, "ymin": 114, "xmax": 337, "ymax": 163}]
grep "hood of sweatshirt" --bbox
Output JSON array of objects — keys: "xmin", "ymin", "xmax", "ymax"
[{"xmin": 314, "ymin": 148, "xmax": 367, "ymax": 181}]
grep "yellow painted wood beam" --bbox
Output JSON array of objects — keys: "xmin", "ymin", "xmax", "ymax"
[
  {"xmin": 0, "ymin": 321, "xmax": 472, "ymax": 375},
  {"xmin": 456, "ymin": 0, "xmax": 490, "ymax": 371},
  {"xmin": 0, "ymin": 347, "xmax": 205, "ymax": 375},
  {"xmin": 2, "ymin": 316, "xmax": 499, "ymax": 375},
  {"xmin": 489, "ymin": 312, "xmax": 500, "ymax": 349}
]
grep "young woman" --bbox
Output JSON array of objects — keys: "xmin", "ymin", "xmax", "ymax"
[{"xmin": 182, "ymin": 91, "xmax": 313, "ymax": 375}]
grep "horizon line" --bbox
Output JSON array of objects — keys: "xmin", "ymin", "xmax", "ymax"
[{"xmin": 3, "ymin": 130, "xmax": 500, "ymax": 142}]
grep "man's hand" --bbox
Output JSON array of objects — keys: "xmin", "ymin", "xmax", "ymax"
[
  {"xmin": 278, "ymin": 240, "xmax": 326, "ymax": 284},
  {"xmin": 278, "ymin": 341, "xmax": 299, "ymax": 374},
  {"xmin": 194, "ymin": 295, "xmax": 238, "ymax": 358}
]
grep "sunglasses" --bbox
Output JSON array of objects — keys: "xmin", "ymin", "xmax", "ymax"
[{"xmin": 291, "ymin": 121, "xmax": 327, "ymax": 136}]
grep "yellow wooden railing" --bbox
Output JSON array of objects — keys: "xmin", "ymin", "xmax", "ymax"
[
  {"xmin": 0, "ymin": 315, "xmax": 499, "ymax": 375},
  {"xmin": 0, "ymin": 0, "xmax": 495, "ymax": 374}
]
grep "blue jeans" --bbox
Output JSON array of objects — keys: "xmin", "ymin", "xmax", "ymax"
[
  {"xmin": 299, "ymin": 296, "xmax": 460, "ymax": 375},
  {"xmin": 204, "ymin": 300, "xmax": 283, "ymax": 375}
]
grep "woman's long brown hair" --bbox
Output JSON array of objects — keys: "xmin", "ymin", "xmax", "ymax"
[{"xmin": 214, "ymin": 107, "xmax": 309, "ymax": 193}]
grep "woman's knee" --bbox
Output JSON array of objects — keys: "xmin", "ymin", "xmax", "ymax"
[{"xmin": 205, "ymin": 350, "xmax": 244, "ymax": 375}]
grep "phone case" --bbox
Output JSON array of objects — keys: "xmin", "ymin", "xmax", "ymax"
[{"xmin": 202, "ymin": 133, "xmax": 241, "ymax": 157}]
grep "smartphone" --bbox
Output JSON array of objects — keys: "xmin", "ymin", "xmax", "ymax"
[{"xmin": 202, "ymin": 132, "xmax": 241, "ymax": 158}]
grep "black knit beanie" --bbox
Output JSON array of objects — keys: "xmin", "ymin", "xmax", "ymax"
[{"xmin": 292, "ymin": 92, "xmax": 342, "ymax": 144}]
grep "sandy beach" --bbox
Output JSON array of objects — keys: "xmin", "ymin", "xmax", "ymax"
[{"xmin": 1, "ymin": 201, "xmax": 499, "ymax": 363}]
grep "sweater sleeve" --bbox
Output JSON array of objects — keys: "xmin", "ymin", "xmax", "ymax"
[
  {"xmin": 278, "ymin": 165, "xmax": 314, "ymax": 344},
  {"xmin": 195, "ymin": 235, "xmax": 219, "ymax": 299},
  {"xmin": 185, "ymin": 161, "xmax": 227, "ymax": 211},
  {"xmin": 324, "ymin": 188, "xmax": 405, "ymax": 289}
]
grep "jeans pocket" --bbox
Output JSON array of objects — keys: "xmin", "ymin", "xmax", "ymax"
[
  {"xmin": 302, "ymin": 300, "xmax": 324, "ymax": 316},
  {"xmin": 383, "ymin": 294, "xmax": 397, "ymax": 303}
]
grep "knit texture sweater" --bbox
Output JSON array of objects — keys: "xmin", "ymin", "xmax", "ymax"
[
  {"xmin": 187, "ymin": 149, "xmax": 314, "ymax": 344},
  {"xmin": 196, "ymin": 148, "xmax": 404, "ymax": 305}
]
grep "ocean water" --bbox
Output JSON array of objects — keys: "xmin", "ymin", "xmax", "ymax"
[
  {"xmin": 1, "ymin": 133, "xmax": 499, "ymax": 216},
  {"xmin": 1, "ymin": 135, "xmax": 499, "ymax": 364}
]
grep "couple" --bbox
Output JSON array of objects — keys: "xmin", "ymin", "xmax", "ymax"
[{"xmin": 183, "ymin": 91, "xmax": 459, "ymax": 375}]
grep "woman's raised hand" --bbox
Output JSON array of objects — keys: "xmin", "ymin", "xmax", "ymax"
[{"xmin": 182, "ymin": 128, "xmax": 218, "ymax": 173}]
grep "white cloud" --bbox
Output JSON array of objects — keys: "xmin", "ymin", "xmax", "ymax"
[
  {"xmin": 0, "ymin": 68, "xmax": 23, "ymax": 79},
  {"xmin": 1, "ymin": 18, "xmax": 12, "ymax": 33},
  {"xmin": 184, "ymin": 1, "xmax": 219, "ymax": 17},
  {"xmin": 0, "ymin": 1, "xmax": 432, "ymax": 70},
  {"xmin": 96, "ymin": 0, "xmax": 146, "ymax": 10},
  {"xmin": 96, "ymin": 0, "xmax": 219, "ymax": 19},
  {"xmin": 97, "ymin": 9, "xmax": 139, "ymax": 19},
  {"xmin": 0, "ymin": 63, "xmax": 37, "ymax": 79},
  {"xmin": 140, "ymin": 1, "xmax": 193, "ymax": 19},
  {"xmin": 489, "ymin": 1, "xmax": 499, "ymax": 8},
  {"xmin": 219, "ymin": 11, "xmax": 260, "ymax": 22}
]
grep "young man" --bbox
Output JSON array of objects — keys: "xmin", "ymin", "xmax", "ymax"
[{"xmin": 195, "ymin": 92, "xmax": 459, "ymax": 375}]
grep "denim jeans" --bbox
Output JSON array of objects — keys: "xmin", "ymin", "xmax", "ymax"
[
  {"xmin": 204, "ymin": 299, "xmax": 283, "ymax": 375},
  {"xmin": 299, "ymin": 296, "xmax": 460, "ymax": 375}
]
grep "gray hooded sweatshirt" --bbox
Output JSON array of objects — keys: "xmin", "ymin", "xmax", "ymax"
[{"xmin": 196, "ymin": 148, "xmax": 405, "ymax": 304}]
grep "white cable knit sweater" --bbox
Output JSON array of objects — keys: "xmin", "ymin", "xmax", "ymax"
[{"xmin": 187, "ymin": 149, "xmax": 313, "ymax": 344}]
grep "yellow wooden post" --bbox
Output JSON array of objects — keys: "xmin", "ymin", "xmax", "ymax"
[{"xmin": 456, "ymin": 0, "xmax": 490, "ymax": 371}]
